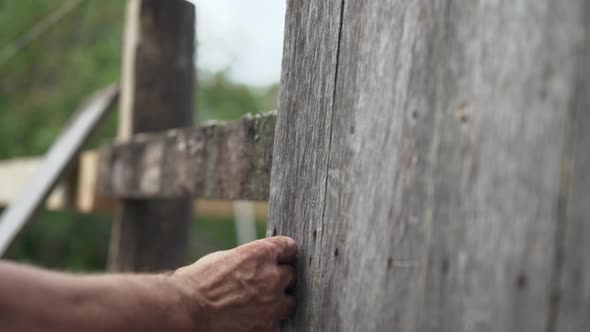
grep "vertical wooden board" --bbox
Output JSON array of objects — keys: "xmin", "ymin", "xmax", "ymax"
[
  {"xmin": 417, "ymin": 1, "xmax": 585, "ymax": 331},
  {"xmin": 556, "ymin": 2, "xmax": 590, "ymax": 330},
  {"xmin": 77, "ymin": 150, "xmax": 117, "ymax": 213},
  {"xmin": 271, "ymin": 0, "xmax": 588, "ymax": 331},
  {"xmin": 109, "ymin": 0, "xmax": 195, "ymax": 272},
  {"xmin": 328, "ymin": 0, "xmax": 583, "ymax": 331},
  {"xmin": 267, "ymin": 0, "xmax": 344, "ymax": 330},
  {"xmin": 129, "ymin": 0, "xmax": 195, "ymax": 134},
  {"xmin": 320, "ymin": 1, "xmax": 440, "ymax": 331}
]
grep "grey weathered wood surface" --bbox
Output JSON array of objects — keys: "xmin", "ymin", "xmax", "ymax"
[
  {"xmin": 268, "ymin": 1, "xmax": 589, "ymax": 331},
  {"xmin": 97, "ymin": 112, "xmax": 276, "ymax": 201},
  {"xmin": 556, "ymin": 5, "xmax": 590, "ymax": 330},
  {"xmin": 0, "ymin": 85, "xmax": 118, "ymax": 256},
  {"xmin": 268, "ymin": 1, "xmax": 344, "ymax": 330},
  {"xmin": 108, "ymin": 0, "xmax": 195, "ymax": 272}
]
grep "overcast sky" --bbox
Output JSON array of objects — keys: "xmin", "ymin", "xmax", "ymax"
[{"xmin": 186, "ymin": 0, "xmax": 287, "ymax": 86}]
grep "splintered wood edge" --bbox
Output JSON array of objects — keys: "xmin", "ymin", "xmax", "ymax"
[{"xmin": 97, "ymin": 111, "xmax": 276, "ymax": 201}]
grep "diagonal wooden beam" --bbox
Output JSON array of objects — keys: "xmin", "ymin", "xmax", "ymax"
[
  {"xmin": 97, "ymin": 111, "xmax": 276, "ymax": 202},
  {"xmin": 0, "ymin": 84, "xmax": 119, "ymax": 255}
]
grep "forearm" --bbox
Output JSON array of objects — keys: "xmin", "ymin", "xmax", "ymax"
[{"xmin": 0, "ymin": 261, "xmax": 195, "ymax": 332}]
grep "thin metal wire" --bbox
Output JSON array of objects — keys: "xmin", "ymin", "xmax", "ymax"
[{"xmin": 0, "ymin": 0, "xmax": 87, "ymax": 68}]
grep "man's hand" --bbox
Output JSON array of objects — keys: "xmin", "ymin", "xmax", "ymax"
[
  {"xmin": 0, "ymin": 237, "xmax": 298, "ymax": 332},
  {"xmin": 172, "ymin": 236, "xmax": 298, "ymax": 332}
]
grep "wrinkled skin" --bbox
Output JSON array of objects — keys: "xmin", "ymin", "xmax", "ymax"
[
  {"xmin": 172, "ymin": 236, "xmax": 298, "ymax": 332},
  {"xmin": 0, "ymin": 237, "xmax": 298, "ymax": 332}
]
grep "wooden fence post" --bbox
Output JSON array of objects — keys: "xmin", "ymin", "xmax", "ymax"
[
  {"xmin": 268, "ymin": 1, "xmax": 589, "ymax": 331},
  {"xmin": 108, "ymin": 0, "xmax": 195, "ymax": 272}
]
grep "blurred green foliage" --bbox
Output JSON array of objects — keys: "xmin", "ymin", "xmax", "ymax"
[
  {"xmin": 0, "ymin": 0, "xmax": 276, "ymax": 271},
  {"xmin": 4, "ymin": 208, "xmax": 113, "ymax": 272},
  {"xmin": 0, "ymin": 0, "xmax": 124, "ymax": 159},
  {"xmin": 198, "ymin": 70, "xmax": 279, "ymax": 122},
  {"xmin": 4, "ymin": 208, "xmax": 267, "ymax": 272}
]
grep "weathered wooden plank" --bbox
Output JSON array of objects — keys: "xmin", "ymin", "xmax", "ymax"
[
  {"xmin": 320, "ymin": 2, "xmax": 434, "ymax": 331},
  {"xmin": 0, "ymin": 85, "xmax": 118, "ymax": 255},
  {"xmin": 97, "ymin": 111, "xmax": 276, "ymax": 201},
  {"xmin": 75, "ymin": 151, "xmax": 117, "ymax": 212},
  {"xmin": 269, "ymin": 0, "xmax": 589, "ymax": 331},
  {"xmin": 267, "ymin": 0, "xmax": 344, "ymax": 331},
  {"xmin": 0, "ymin": 157, "xmax": 68, "ymax": 210},
  {"xmin": 556, "ymin": 2, "xmax": 590, "ymax": 330},
  {"xmin": 415, "ymin": 2, "xmax": 587, "ymax": 331},
  {"xmin": 0, "ymin": 153, "xmax": 116, "ymax": 214},
  {"xmin": 108, "ymin": 0, "xmax": 195, "ymax": 272},
  {"xmin": 0, "ymin": 154, "xmax": 270, "ymax": 219}
]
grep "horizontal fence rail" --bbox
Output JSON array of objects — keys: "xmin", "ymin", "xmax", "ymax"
[{"xmin": 97, "ymin": 111, "xmax": 276, "ymax": 201}]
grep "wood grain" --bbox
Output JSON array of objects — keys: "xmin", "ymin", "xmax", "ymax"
[
  {"xmin": 0, "ymin": 154, "xmax": 271, "ymax": 220},
  {"xmin": 269, "ymin": 0, "xmax": 589, "ymax": 331},
  {"xmin": 98, "ymin": 112, "xmax": 276, "ymax": 201},
  {"xmin": 267, "ymin": 0, "xmax": 345, "ymax": 331},
  {"xmin": 555, "ymin": 2, "xmax": 590, "ymax": 330}
]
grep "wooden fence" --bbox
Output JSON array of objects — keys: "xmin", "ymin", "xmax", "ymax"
[
  {"xmin": 267, "ymin": 1, "xmax": 590, "ymax": 331},
  {"xmin": 0, "ymin": 0, "xmax": 588, "ymax": 331}
]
